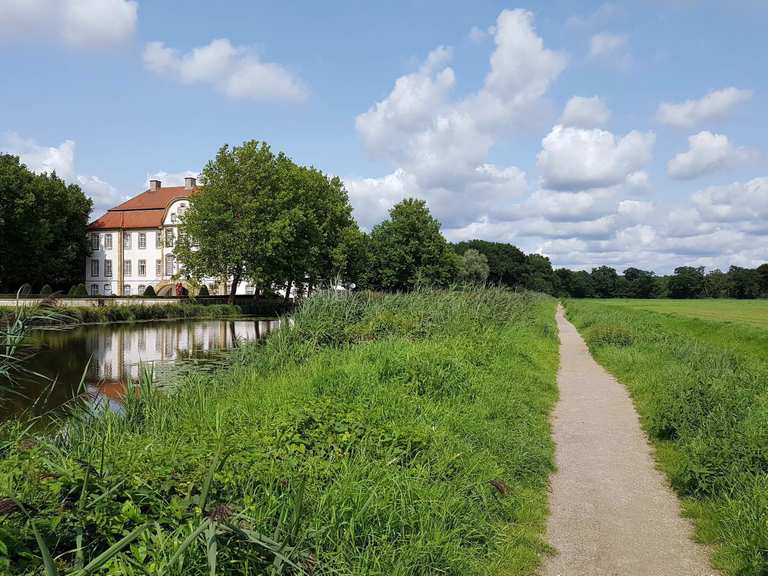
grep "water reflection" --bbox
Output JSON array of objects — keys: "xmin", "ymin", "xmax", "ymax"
[{"xmin": 1, "ymin": 318, "xmax": 280, "ymax": 420}]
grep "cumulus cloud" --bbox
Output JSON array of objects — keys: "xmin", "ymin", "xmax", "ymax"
[
  {"xmin": 1, "ymin": 133, "xmax": 125, "ymax": 215},
  {"xmin": 559, "ymin": 96, "xmax": 611, "ymax": 128},
  {"xmin": 537, "ymin": 125, "xmax": 655, "ymax": 190},
  {"xmin": 0, "ymin": 0, "xmax": 137, "ymax": 48},
  {"xmin": 656, "ymin": 87, "xmax": 752, "ymax": 128},
  {"xmin": 351, "ymin": 9, "xmax": 565, "ymax": 229},
  {"xmin": 143, "ymin": 38, "xmax": 308, "ymax": 102},
  {"xmin": 667, "ymin": 131, "xmax": 752, "ymax": 179}
]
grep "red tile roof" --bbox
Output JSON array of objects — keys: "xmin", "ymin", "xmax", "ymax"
[
  {"xmin": 88, "ymin": 185, "xmax": 196, "ymax": 230},
  {"xmin": 113, "ymin": 186, "xmax": 193, "ymax": 211}
]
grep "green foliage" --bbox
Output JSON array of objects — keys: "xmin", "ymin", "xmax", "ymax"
[
  {"xmin": 142, "ymin": 285, "xmax": 157, "ymax": 297},
  {"xmin": 39, "ymin": 284, "xmax": 52, "ymax": 296},
  {"xmin": 196, "ymin": 284, "xmax": 209, "ymax": 297},
  {"xmin": 367, "ymin": 199, "xmax": 458, "ymax": 291},
  {"xmin": 454, "ymin": 240, "xmax": 527, "ymax": 286},
  {"xmin": 566, "ymin": 300, "xmax": 768, "ymax": 575},
  {"xmin": 667, "ymin": 266, "xmax": 705, "ymax": 298},
  {"xmin": 0, "ymin": 154, "xmax": 92, "ymax": 293},
  {"xmin": 0, "ymin": 289, "xmax": 559, "ymax": 575},
  {"xmin": 175, "ymin": 140, "xmax": 358, "ymax": 300},
  {"xmin": 67, "ymin": 284, "xmax": 88, "ymax": 297},
  {"xmin": 457, "ymin": 249, "xmax": 490, "ymax": 284}
]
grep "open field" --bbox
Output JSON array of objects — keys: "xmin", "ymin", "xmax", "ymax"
[
  {"xmin": 584, "ymin": 298, "xmax": 768, "ymax": 328},
  {"xmin": 0, "ymin": 289, "xmax": 558, "ymax": 575},
  {"xmin": 565, "ymin": 299, "xmax": 768, "ymax": 576}
]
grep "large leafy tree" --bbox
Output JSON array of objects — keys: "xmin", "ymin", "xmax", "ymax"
[
  {"xmin": 0, "ymin": 154, "xmax": 91, "ymax": 293},
  {"xmin": 453, "ymin": 240, "xmax": 527, "ymax": 286},
  {"xmin": 623, "ymin": 267, "xmax": 659, "ymax": 298},
  {"xmin": 666, "ymin": 266, "xmax": 705, "ymax": 298},
  {"xmin": 590, "ymin": 266, "xmax": 620, "ymax": 298},
  {"xmin": 457, "ymin": 249, "xmax": 490, "ymax": 284},
  {"xmin": 176, "ymin": 141, "xmax": 359, "ymax": 303},
  {"xmin": 367, "ymin": 198, "xmax": 457, "ymax": 291}
]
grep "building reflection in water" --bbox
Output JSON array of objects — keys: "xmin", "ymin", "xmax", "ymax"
[{"xmin": 3, "ymin": 318, "xmax": 281, "ymax": 420}]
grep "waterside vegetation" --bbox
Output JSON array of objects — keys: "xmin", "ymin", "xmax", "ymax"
[{"xmin": 0, "ymin": 288, "xmax": 559, "ymax": 575}]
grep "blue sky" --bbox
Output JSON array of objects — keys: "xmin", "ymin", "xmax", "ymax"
[{"xmin": 1, "ymin": 0, "xmax": 766, "ymax": 272}]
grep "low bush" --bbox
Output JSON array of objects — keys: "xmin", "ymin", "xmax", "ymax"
[
  {"xmin": 585, "ymin": 323, "xmax": 634, "ymax": 348},
  {"xmin": 197, "ymin": 284, "xmax": 209, "ymax": 296},
  {"xmin": 67, "ymin": 283, "xmax": 88, "ymax": 297},
  {"xmin": 143, "ymin": 285, "xmax": 157, "ymax": 297},
  {"xmin": 39, "ymin": 284, "xmax": 52, "ymax": 296}
]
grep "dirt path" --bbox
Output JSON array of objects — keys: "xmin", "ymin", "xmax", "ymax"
[{"xmin": 541, "ymin": 306, "xmax": 717, "ymax": 576}]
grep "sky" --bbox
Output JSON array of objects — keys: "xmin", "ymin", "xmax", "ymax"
[{"xmin": 1, "ymin": 0, "xmax": 766, "ymax": 273}]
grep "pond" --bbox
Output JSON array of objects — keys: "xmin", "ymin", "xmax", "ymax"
[{"xmin": 1, "ymin": 317, "xmax": 280, "ymax": 420}]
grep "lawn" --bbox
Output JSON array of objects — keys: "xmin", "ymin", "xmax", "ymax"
[
  {"xmin": 583, "ymin": 298, "xmax": 768, "ymax": 328},
  {"xmin": 565, "ymin": 299, "xmax": 768, "ymax": 576},
  {"xmin": 0, "ymin": 288, "xmax": 559, "ymax": 575}
]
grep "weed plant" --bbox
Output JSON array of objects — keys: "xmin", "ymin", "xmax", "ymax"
[{"xmin": 0, "ymin": 288, "xmax": 558, "ymax": 575}]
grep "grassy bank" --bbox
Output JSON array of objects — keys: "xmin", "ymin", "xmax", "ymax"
[
  {"xmin": 565, "ymin": 300, "xmax": 768, "ymax": 576},
  {"xmin": 1, "ymin": 302, "xmax": 242, "ymax": 326},
  {"xmin": 0, "ymin": 288, "xmax": 558, "ymax": 575}
]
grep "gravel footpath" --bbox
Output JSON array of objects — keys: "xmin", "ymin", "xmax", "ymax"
[{"xmin": 541, "ymin": 306, "xmax": 718, "ymax": 576}]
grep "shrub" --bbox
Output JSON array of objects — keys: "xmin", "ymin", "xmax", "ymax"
[
  {"xmin": 39, "ymin": 284, "xmax": 52, "ymax": 296},
  {"xmin": 143, "ymin": 285, "xmax": 157, "ymax": 297},
  {"xmin": 586, "ymin": 323, "xmax": 634, "ymax": 348},
  {"xmin": 67, "ymin": 283, "xmax": 88, "ymax": 297},
  {"xmin": 197, "ymin": 284, "xmax": 209, "ymax": 297}
]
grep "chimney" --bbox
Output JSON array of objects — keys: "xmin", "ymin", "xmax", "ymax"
[
  {"xmin": 184, "ymin": 176, "xmax": 197, "ymax": 190},
  {"xmin": 149, "ymin": 179, "xmax": 161, "ymax": 191}
]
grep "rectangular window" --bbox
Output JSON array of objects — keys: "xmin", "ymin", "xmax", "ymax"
[
  {"xmin": 90, "ymin": 284, "xmax": 99, "ymax": 295},
  {"xmin": 138, "ymin": 232, "xmax": 146, "ymax": 249},
  {"xmin": 138, "ymin": 284, "xmax": 146, "ymax": 296},
  {"xmin": 103, "ymin": 284, "xmax": 111, "ymax": 295},
  {"xmin": 165, "ymin": 254, "xmax": 175, "ymax": 276},
  {"xmin": 165, "ymin": 228, "xmax": 174, "ymax": 247},
  {"xmin": 155, "ymin": 231, "xmax": 161, "ymax": 248},
  {"xmin": 91, "ymin": 259, "xmax": 99, "ymax": 277},
  {"xmin": 123, "ymin": 285, "xmax": 131, "ymax": 296},
  {"xmin": 104, "ymin": 259, "xmax": 112, "ymax": 277},
  {"xmin": 104, "ymin": 234, "xmax": 112, "ymax": 250},
  {"xmin": 138, "ymin": 259, "xmax": 146, "ymax": 276},
  {"xmin": 171, "ymin": 213, "xmax": 177, "ymax": 224},
  {"xmin": 124, "ymin": 260, "xmax": 132, "ymax": 276},
  {"xmin": 90, "ymin": 234, "xmax": 99, "ymax": 251},
  {"xmin": 123, "ymin": 233, "xmax": 132, "ymax": 250},
  {"xmin": 155, "ymin": 259, "xmax": 162, "ymax": 276}
]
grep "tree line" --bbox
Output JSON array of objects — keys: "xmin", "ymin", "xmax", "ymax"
[{"xmin": 1, "ymin": 142, "xmax": 766, "ymax": 301}]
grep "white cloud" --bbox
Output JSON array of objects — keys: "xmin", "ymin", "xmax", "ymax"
[
  {"xmin": 352, "ymin": 9, "xmax": 565, "ymax": 229},
  {"xmin": 667, "ymin": 131, "xmax": 751, "ymax": 179},
  {"xmin": 565, "ymin": 3, "xmax": 620, "ymax": 30},
  {"xmin": 145, "ymin": 170, "xmax": 199, "ymax": 188},
  {"xmin": 625, "ymin": 170, "xmax": 651, "ymax": 193},
  {"xmin": 656, "ymin": 87, "xmax": 753, "ymax": 128},
  {"xmin": 0, "ymin": 0, "xmax": 137, "ymax": 48},
  {"xmin": 690, "ymin": 178, "xmax": 768, "ymax": 223},
  {"xmin": 1, "ymin": 133, "xmax": 124, "ymax": 216},
  {"xmin": 468, "ymin": 26, "xmax": 489, "ymax": 43},
  {"xmin": 143, "ymin": 38, "xmax": 308, "ymax": 102},
  {"xmin": 560, "ymin": 95, "xmax": 611, "ymax": 128},
  {"xmin": 537, "ymin": 125, "xmax": 655, "ymax": 190},
  {"xmin": 590, "ymin": 32, "xmax": 628, "ymax": 58},
  {"xmin": 527, "ymin": 189, "xmax": 616, "ymax": 222}
]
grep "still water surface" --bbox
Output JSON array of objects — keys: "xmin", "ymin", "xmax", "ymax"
[{"xmin": 1, "ymin": 318, "xmax": 279, "ymax": 420}]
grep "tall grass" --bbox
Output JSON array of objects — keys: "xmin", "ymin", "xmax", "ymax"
[
  {"xmin": 565, "ymin": 300, "xmax": 768, "ymax": 576},
  {"xmin": 0, "ymin": 288, "xmax": 558, "ymax": 575}
]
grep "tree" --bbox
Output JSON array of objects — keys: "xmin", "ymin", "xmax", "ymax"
[
  {"xmin": 623, "ymin": 267, "xmax": 659, "ymax": 298},
  {"xmin": 702, "ymin": 269, "xmax": 732, "ymax": 298},
  {"xmin": 0, "ymin": 155, "xmax": 91, "ymax": 293},
  {"xmin": 524, "ymin": 254, "xmax": 557, "ymax": 294},
  {"xmin": 453, "ymin": 240, "xmax": 527, "ymax": 286},
  {"xmin": 458, "ymin": 249, "xmax": 490, "ymax": 284},
  {"xmin": 367, "ymin": 199, "xmax": 457, "ymax": 291},
  {"xmin": 556, "ymin": 268, "xmax": 595, "ymax": 298},
  {"xmin": 727, "ymin": 266, "xmax": 761, "ymax": 299},
  {"xmin": 590, "ymin": 266, "xmax": 619, "ymax": 298},
  {"xmin": 667, "ymin": 266, "xmax": 704, "ymax": 298},
  {"xmin": 758, "ymin": 263, "xmax": 768, "ymax": 296},
  {"xmin": 176, "ymin": 141, "xmax": 358, "ymax": 303}
]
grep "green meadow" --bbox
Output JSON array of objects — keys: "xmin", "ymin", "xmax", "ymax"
[
  {"xmin": 0, "ymin": 289, "xmax": 559, "ymax": 575},
  {"xmin": 566, "ymin": 299, "xmax": 768, "ymax": 576}
]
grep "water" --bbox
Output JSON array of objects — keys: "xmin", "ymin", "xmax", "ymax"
[{"xmin": 1, "ymin": 317, "xmax": 280, "ymax": 420}]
